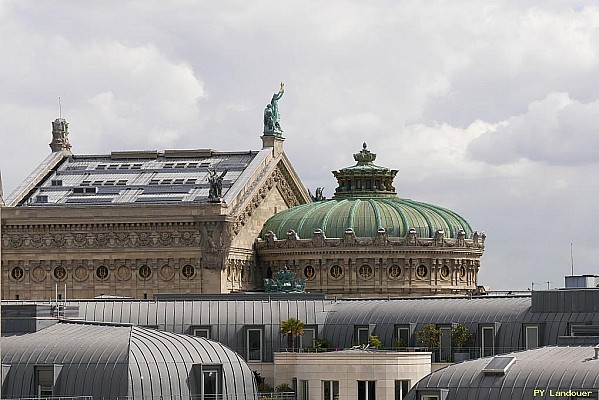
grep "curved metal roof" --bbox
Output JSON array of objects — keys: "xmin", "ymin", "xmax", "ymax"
[
  {"xmin": 323, "ymin": 297, "xmax": 532, "ymax": 349},
  {"xmin": 1, "ymin": 321, "xmax": 258, "ymax": 399},
  {"xmin": 2, "ymin": 322, "xmax": 129, "ymax": 399},
  {"xmin": 405, "ymin": 346, "xmax": 599, "ymax": 400},
  {"xmin": 76, "ymin": 299, "xmax": 332, "ymax": 363},
  {"xmin": 129, "ymin": 326, "xmax": 256, "ymax": 399},
  {"xmin": 260, "ymin": 197, "xmax": 474, "ymax": 239}
]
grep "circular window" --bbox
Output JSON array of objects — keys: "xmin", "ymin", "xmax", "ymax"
[
  {"xmin": 139, "ymin": 265, "xmax": 152, "ymax": 280},
  {"xmin": 440, "ymin": 265, "xmax": 450, "ymax": 278},
  {"xmin": 330, "ymin": 265, "xmax": 343, "ymax": 279},
  {"xmin": 304, "ymin": 265, "xmax": 315, "ymax": 280},
  {"xmin": 388, "ymin": 265, "xmax": 402, "ymax": 279},
  {"xmin": 460, "ymin": 265, "xmax": 466, "ymax": 278},
  {"xmin": 11, "ymin": 266, "xmax": 24, "ymax": 281},
  {"xmin": 96, "ymin": 265, "xmax": 109, "ymax": 280},
  {"xmin": 416, "ymin": 264, "xmax": 427, "ymax": 278},
  {"xmin": 53, "ymin": 266, "xmax": 67, "ymax": 281},
  {"xmin": 182, "ymin": 264, "xmax": 195, "ymax": 279},
  {"xmin": 358, "ymin": 264, "xmax": 373, "ymax": 279}
]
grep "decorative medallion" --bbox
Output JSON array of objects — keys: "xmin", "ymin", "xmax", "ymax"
[
  {"xmin": 330, "ymin": 265, "xmax": 343, "ymax": 279},
  {"xmin": 304, "ymin": 265, "xmax": 315, "ymax": 280},
  {"xmin": 139, "ymin": 265, "xmax": 152, "ymax": 280},
  {"xmin": 440, "ymin": 265, "xmax": 450, "ymax": 278},
  {"xmin": 10, "ymin": 266, "xmax": 24, "ymax": 281},
  {"xmin": 117, "ymin": 265, "xmax": 131, "ymax": 280},
  {"xmin": 74, "ymin": 266, "xmax": 88, "ymax": 281},
  {"xmin": 459, "ymin": 265, "xmax": 466, "ymax": 279},
  {"xmin": 31, "ymin": 266, "xmax": 46, "ymax": 282},
  {"xmin": 358, "ymin": 264, "xmax": 373, "ymax": 279},
  {"xmin": 181, "ymin": 264, "xmax": 195, "ymax": 279},
  {"xmin": 161, "ymin": 264, "xmax": 175, "ymax": 280},
  {"xmin": 96, "ymin": 265, "xmax": 109, "ymax": 280},
  {"xmin": 416, "ymin": 264, "xmax": 428, "ymax": 278},
  {"xmin": 53, "ymin": 266, "xmax": 67, "ymax": 281},
  {"xmin": 388, "ymin": 265, "xmax": 402, "ymax": 279}
]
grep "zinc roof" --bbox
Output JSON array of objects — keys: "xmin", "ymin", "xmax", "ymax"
[{"xmin": 11, "ymin": 149, "xmax": 268, "ymax": 206}]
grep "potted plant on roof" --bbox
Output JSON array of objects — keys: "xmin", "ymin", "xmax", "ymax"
[
  {"xmin": 451, "ymin": 323, "xmax": 474, "ymax": 362},
  {"xmin": 416, "ymin": 324, "xmax": 441, "ymax": 360}
]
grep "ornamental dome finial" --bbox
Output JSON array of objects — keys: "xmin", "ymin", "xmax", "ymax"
[{"xmin": 353, "ymin": 142, "xmax": 376, "ymax": 164}]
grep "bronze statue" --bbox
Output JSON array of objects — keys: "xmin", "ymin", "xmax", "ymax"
[{"xmin": 264, "ymin": 82, "xmax": 284, "ymax": 135}]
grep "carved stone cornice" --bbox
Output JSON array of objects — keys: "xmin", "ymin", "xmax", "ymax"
[{"xmin": 256, "ymin": 229, "xmax": 486, "ymax": 252}]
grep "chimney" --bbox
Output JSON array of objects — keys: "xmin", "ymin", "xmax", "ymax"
[{"xmin": 49, "ymin": 118, "xmax": 72, "ymax": 153}]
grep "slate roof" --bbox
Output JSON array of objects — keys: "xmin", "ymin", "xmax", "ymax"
[{"xmin": 7, "ymin": 148, "xmax": 270, "ymax": 207}]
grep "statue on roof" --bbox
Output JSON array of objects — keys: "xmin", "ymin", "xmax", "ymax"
[
  {"xmin": 264, "ymin": 266, "xmax": 306, "ymax": 293},
  {"xmin": 207, "ymin": 169, "xmax": 227, "ymax": 202},
  {"xmin": 263, "ymin": 82, "xmax": 284, "ymax": 136}
]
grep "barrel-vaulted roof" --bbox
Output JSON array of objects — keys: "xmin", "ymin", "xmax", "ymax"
[
  {"xmin": 1, "ymin": 320, "xmax": 257, "ymax": 399},
  {"xmin": 405, "ymin": 346, "xmax": 599, "ymax": 400}
]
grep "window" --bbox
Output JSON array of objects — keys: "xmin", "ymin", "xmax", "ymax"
[
  {"xmin": 301, "ymin": 327, "xmax": 316, "ymax": 349},
  {"xmin": 330, "ymin": 265, "xmax": 343, "ymax": 279},
  {"xmin": 202, "ymin": 366, "xmax": 221, "ymax": 400},
  {"xmin": 304, "ymin": 265, "xmax": 315, "ymax": 280},
  {"xmin": 323, "ymin": 380, "xmax": 339, "ymax": 400},
  {"xmin": 395, "ymin": 380, "xmax": 410, "ymax": 400},
  {"xmin": 190, "ymin": 364, "xmax": 222, "ymax": 400},
  {"xmin": 358, "ymin": 264, "xmax": 373, "ymax": 279},
  {"xmin": 193, "ymin": 326, "xmax": 211, "ymax": 339},
  {"xmin": 246, "ymin": 328, "xmax": 263, "ymax": 361},
  {"xmin": 96, "ymin": 266, "xmax": 109, "ymax": 280},
  {"xmin": 358, "ymin": 381, "xmax": 376, "ymax": 400},
  {"xmin": 421, "ymin": 396, "xmax": 439, "ymax": 400},
  {"xmin": 481, "ymin": 326, "xmax": 495, "ymax": 357},
  {"xmin": 525, "ymin": 325, "xmax": 539, "ymax": 349},
  {"xmin": 355, "ymin": 326, "xmax": 369, "ymax": 345},
  {"xmin": 396, "ymin": 327, "xmax": 410, "ymax": 348},
  {"xmin": 299, "ymin": 380, "xmax": 309, "ymax": 400},
  {"xmin": 35, "ymin": 366, "xmax": 54, "ymax": 398},
  {"xmin": 439, "ymin": 326, "xmax": 451, "ymax": 361},
  {"xmin": 139, "ymin": 265, "xmax": 152, "ymax": 279},
  {"xmin": 388, "ymin": 265, "xmax": 402, "ymax": 279}
]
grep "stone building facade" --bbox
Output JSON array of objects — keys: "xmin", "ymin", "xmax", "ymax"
[
  {"xmin": 1, "ymin": 120, "xmax": 310, "ymax": 300},
  {"xmin": 256, "ymin": 144, "xmax": 485, "ymax": 297}
]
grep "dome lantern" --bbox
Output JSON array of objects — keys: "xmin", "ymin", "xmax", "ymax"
[{"xmin": 332, "ymin": 143, "xmax": 398, "ymax": 199}]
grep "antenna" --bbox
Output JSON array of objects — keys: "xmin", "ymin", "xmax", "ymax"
[
  {"xmin": 571, "ymin": 242, "xmax": 574, "ymax": 276},
  {"xmin": 58, "ymin": 97, "xmax": 62, "ymax": 118}
]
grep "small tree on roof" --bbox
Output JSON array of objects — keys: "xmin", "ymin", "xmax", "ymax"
[
  {"xmin": 280, "ymin": 317, "xmax": 304, "ymax": 351},
  {"xmin": 416, "ymin": 324, "xmax": 441, "ymax": 350}
]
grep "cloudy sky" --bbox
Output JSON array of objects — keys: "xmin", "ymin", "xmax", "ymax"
[{"xmin": 1, "ymin": 0, "xmax": 598, "ymax": 290}]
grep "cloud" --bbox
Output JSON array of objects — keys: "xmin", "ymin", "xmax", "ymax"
[{"xmin": 468, "ymin": 92, "xmax": 599, "ymax": 165}]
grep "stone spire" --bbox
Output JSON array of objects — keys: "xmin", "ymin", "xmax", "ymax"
[{"xmin": 49, "ymin": 118, "xmax": 72, "ymax": 153}]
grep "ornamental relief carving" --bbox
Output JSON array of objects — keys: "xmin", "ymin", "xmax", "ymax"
[
  {"xmin": 232, "ymin": 164, "xmax": 304, "ymax": 236},
  {"xmin": 2, "ymin": 227, "xmax": 215, "ymax": 251}
]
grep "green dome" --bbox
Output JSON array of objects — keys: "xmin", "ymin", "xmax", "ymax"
[{"xmin": 260, "ymin": 197, "xmax": 473, "ymax": 240}]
